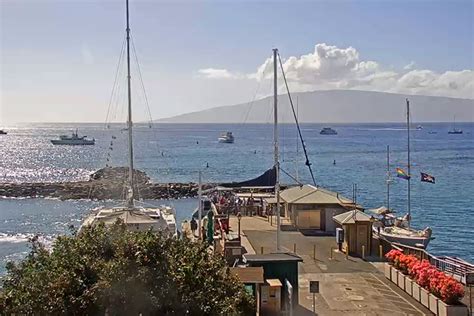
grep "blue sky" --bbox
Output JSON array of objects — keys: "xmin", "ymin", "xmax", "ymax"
[{"xmin": 1, "ymin": 0, "xmax": 473, "ymax": 123}]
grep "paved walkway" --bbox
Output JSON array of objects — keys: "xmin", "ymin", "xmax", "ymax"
[{"xmin": 229, "ymin": 215, "xmax": 432, "ymax": 315}]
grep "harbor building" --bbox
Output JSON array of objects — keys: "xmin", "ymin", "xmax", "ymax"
[{"xmin": 279, "ymin": 184, "xmax": 363, "ymax": 233}]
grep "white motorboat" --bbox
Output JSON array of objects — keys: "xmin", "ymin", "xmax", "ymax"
[
  {"xmin": 80, "ymin": 0, "xmax": 176, "ymax": 235},
  {"xmin": 416, "ymin": 125, "xmax": 423, "ymax": 130},
  {"xmin": 218, "ymin": 131, "xmax": 234, "ymax": 143},
  {"xmin": 51, "ymin": 130, "xmax": 95, "ymax": 145},
  {"xmin": 320, "ymin": 127, "xmax": 337, "ymax": 135}
]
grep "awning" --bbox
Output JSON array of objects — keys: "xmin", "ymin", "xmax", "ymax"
[{"xmin": 221, "ymin": 166, "xmax": 276, "ymax": 188}]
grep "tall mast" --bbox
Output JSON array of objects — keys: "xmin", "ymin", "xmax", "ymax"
[
  {"xmin": 126, "ymin": 0, "xmax": 135, "ymax": 207},
  {"xmin": 406, "ymin": 99, "xmax": 411, "ymax": 227},
  {"xmin": 273, "ymin": 48, "xmax": 281, "ymax": 252},
  {"xmin": 386, "ymin": 145, "xmax": 390, "ymax": 210},
  {"xmin": 295, "ymin": 96, "xmax": 299, "ymax": 182}
]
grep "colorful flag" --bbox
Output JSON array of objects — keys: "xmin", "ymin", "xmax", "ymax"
[
  {"xmin": 396, "ymin": 168, "xmax": 410, "ymax": 180},
  {"xmin": 421, "ymin": 172, "xmax": 435, "ymax": 184}
]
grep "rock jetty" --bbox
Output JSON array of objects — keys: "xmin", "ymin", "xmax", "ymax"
[{"xmin": 0, "ymin": 167, "xmax": 211, "ymax": 200}]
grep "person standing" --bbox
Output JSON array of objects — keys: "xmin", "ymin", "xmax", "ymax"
[{"xmin": 190, "ymin": 217, "xmax": 198, "ymax": 236}]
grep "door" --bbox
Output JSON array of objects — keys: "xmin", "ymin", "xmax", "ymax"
[
  {"xmin": 298, "ymin": 211, "xmax": 321, "ymax": 229},
  {"xmin": 356, "ymin": 224, "xmax": 368, "ymax": 255}
]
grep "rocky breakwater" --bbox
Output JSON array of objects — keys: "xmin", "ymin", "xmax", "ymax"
[{"xmin": 0, "ymin": 167, "xmax": 203, "ymax": 200}]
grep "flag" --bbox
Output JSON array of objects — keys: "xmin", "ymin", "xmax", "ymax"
[
  {"xmin": 396, "ymin": 168, "xmax": 410, "ymax": 180},
  {"xmin": 421, "ymin": 172, "xmax": 435, "ymax": 184}
]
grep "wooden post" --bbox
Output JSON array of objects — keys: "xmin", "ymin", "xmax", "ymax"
[
  {"xmin": 330, "ymin": 247, "xmax": 333, "ymax": 260},
  {"xmin": 313, "ymin": 244, "xmax": 316, "ymax": 260},
  {"xmin": 293, "ymin": 243, "xmax": 296, "ymax": 254},
  {"xmin": 362, "ymin": 245, "xmax": 365, "ymax": 260},
  {"xmin": 261, "ymin": 246, "xmax": 264, "ymax": 254},
  {"xmin": 379, "ymin": 245, "xmax": 383, "ymax": 259}
]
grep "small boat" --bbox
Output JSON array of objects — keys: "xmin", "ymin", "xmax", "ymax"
[
  {"xmin": 320, "ymin": 127, "xmax": 337, "ymax": 135},
  {"xmin": 51, "ymin": 130, "xmax": 95, "ymax": 145},
  {"xmin": 416, "ymin": 125, "xmax": 423, "ymax": 130},
  {"xmin": 0, "ymin": 130, "xmax": 7, "ymax": 135},
  {"xmin": 448, "ymin": 116, "xmax": 463, "ymax": 134},
  {"xmin": 218, "ymin": 131, "xmax": 234, "ymax": 143},
  {"xmin": 448, "ymin": 128, "xmax": 463, "ymax": 134}
]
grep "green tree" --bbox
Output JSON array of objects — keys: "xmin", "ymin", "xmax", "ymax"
[{"xmin": 1, "ymin": 223, "xmax": 255, "ymax": 315}]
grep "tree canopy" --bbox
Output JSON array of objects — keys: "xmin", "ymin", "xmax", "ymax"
[{"xmin": 1, "ymin": 223, "xmax": 254, "ymax": 315}]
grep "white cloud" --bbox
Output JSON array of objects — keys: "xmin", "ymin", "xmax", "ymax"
[
  {"xmin": 197, "ymin": 68, "xmax": 242, "ymax": 79},
  {"xmin": 200, "ymin": 43, "xmax": 474, "ymax": 99}
]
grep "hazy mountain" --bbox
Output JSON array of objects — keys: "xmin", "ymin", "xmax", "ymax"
[{"xmin": 158, "ymin": 90, "xmax": 473, "ymax": 123}]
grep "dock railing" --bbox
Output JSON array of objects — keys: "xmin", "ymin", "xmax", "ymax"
[{"xmin": 390, "ymin": 242, "xmax": 474, "ymax": 285}]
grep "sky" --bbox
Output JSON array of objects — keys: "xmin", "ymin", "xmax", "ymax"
[{"xmin": 1, "ymin": 0, "xmax": 473, "ymax": 123}]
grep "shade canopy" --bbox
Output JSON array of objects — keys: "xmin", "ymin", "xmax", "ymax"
[{"xmin": 221, "ymin": 166, "xmax": 276, "ymax": 188}]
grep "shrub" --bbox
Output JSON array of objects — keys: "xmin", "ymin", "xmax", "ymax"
[{"xmin": 0, "ymin": 223, "xmax": 255, "ymax": 315}]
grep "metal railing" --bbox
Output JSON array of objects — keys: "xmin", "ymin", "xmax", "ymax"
[{"xmin": 390, "ymin": 242, "xmax": 474, "ymax": 285}]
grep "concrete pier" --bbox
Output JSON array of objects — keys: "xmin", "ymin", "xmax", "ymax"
[{"xmin": 230, "ymin": 215, "xmax": 432, "ymax": 315}]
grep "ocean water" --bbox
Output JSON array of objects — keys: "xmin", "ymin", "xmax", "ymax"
[{"xmin": 0, "ymin": 122, "xmax": 473, "ymax": 274}]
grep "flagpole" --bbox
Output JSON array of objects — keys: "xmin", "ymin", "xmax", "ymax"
[{"xmin": 406, "ymin": 98, "xmax": 411, "ymax": 228}]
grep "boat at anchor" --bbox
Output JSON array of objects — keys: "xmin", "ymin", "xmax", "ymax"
[
  {"xmin": 218, "ymin": 131, "xmax": 235, "ymax": 143},
  {"xmin": 80, "ymin": 0, "xmax": 176, "ymax": 235},
  {"xmin": 51, "ymin": 130, "xmax": 95, "ymax": 145}
]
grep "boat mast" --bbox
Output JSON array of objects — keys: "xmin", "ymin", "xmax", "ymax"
[
  {"xmin": 406, "ymin": 99, "xmax": 411, "ymax": 227},
  {"xmin": 126, "ymin": 0, "xmax": 135, "ymax": 207},
  {"xmin": 273, "ymin": 48, "xmax": 281, "ymax": 252},
  {"xmin": 295, "ymin": 96, "xmax": 299, "ymax": 182},
  {"xmin": 386, "ymin": 145, "xmax": 390, "ymax": 210}
]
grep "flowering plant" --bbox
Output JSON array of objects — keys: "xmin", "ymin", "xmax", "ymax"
[
  {"xmin": 438, "ymin": 276, "xmax": 465, "ymax": 304},
  {"xmin": 385, "ymin": 249, "xmax": 402, "ymax": 266},
  {"xmin": 398, "ymin": 254, "xmax": 418, "ymax": 275}
]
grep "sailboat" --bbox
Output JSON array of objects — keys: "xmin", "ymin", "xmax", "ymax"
[
  {"xmin": 448, "ymin": 116, "xmax": 463, "ymax": 134},
  {"xmin": 371, "ymin": 101, "xmax": 433, "ymax": 248},
  {"xmin": 81, "ymin": 0, "xmax": 176, "ymax": 235}
]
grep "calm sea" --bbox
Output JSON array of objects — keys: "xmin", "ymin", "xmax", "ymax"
[{"xmin": 0, "ymin": 122, "xmax": 473, "ymax": 274}]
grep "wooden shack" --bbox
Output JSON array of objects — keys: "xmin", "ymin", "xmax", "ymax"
[{"xmin": 333, "ymin": 210, "xmax": 374, "ymax": 257}]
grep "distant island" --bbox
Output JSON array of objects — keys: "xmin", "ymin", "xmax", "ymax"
[{"xmin": 157, "ymin": 90, "xmax": 474, "ymax": 123}]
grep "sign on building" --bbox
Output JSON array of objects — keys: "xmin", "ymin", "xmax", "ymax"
[{"xmin": 310, "ymin": 280, "xmax": 319, "ymax": 293}]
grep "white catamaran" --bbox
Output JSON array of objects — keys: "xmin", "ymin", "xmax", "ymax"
[
  {"xmin": 372, "ymin": 100, "xmax": 433, "ymax": 248},
  {"xmin": 81, "ymin": 0, "xmax": 176, "ymax": 235}
]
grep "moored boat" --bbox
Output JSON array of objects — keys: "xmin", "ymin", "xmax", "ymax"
[
  {"xmin": 320, "ymin": 127, "xmax": 337, "ymax": 135},
  {"xmin": 218, "ymin": 131, "xmax": 234, "ymax": 143},
  {"xmin": 51, "ymin": 130, "xmax": 95, "ymax": 145},
  {"xmin": 80, "ymin": 0, "xmax": 176, "ymax": 236},
  {"xmin": 0, "ymin": 130, "xmax": 7, "ymax": 135}
]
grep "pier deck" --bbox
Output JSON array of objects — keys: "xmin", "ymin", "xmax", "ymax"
[{"xmin": 230, "ymin": 215, "xmax": 431, "ymax": 315}]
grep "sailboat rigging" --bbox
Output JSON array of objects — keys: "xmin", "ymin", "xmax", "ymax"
[
  {"xmin": 80, "ymin": 0, "xmax": 176, "ymax": 235},
  {"xmin": 371, "ymin": 99, "xmax": 433, "ymax": 248}
]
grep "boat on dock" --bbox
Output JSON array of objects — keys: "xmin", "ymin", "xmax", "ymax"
[
  {"xmin": 372, "ymin": 101, "xmax": 434, "ymax": 249},
  {"xmin": 51, "ymin": 130, "xmax": 95, "ymax": 145},
  {"xmin": 80, "ymin": 0, "xmax": 176, "ymax": 235},
  {"xmin": 218, "ymin": 131, "xmax": 234, "ymax": 143},
  {"xmin": 320, "ymin": 127, "xmax": 337, "ymax": 135}
]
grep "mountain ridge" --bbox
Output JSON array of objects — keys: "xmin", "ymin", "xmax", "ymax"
[{"xmin": 157, "ymin": 90, "xmax": 474, "ymax": 123}]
